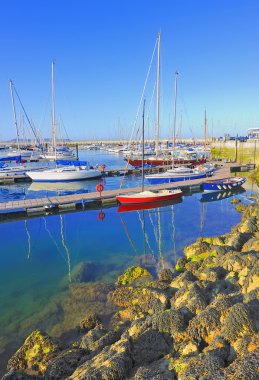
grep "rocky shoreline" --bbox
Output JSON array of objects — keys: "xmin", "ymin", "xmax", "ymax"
[{"xmin": 2, "ymin": 200, "xmax": 259, "ymax": 380}]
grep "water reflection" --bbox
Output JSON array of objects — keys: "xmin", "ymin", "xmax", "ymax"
[
  {"xmin": 29, "ymin": 181, "xmax": 90, "ymax": 195},
  {"xmin": 200, "ymin": 187, "xmax": 246, "ymax": 203},
  {"xmin": 118, "ymin": 200, "xmax": 183, "ymax": 272}
]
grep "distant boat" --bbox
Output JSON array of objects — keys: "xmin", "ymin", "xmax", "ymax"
[
  {"xmin": 202, "ymin": 177, "xmax": 246, "ymax": 192},
  {"xmin": 146, "ymin": 90, "xmax": 214, "ymax": 185}
]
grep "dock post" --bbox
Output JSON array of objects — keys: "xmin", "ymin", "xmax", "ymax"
[
  {"xmin": 76, "ymin": 144, "xmax": 79, "ymax": 160},
  {"xmin": 234, "ymin": 134, "xmax": 238, "ymax": 162}
]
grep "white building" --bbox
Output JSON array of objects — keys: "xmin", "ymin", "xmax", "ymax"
[{"xmin": 248, "ymin": 128, "xmax": 259, "ymax": 140}]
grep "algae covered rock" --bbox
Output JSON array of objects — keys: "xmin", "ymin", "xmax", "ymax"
[
  {"xmin": 45, "ymin": 348, "xmax": 86, "ymax": 379},
  {"xmin": 222, "ymin": 303, "xmax": 256, "ymax": 342},
  {"xmin": 177, "ymin": 351, "xmax": 226, "ymax": 380},
  {"xmin": 109, "ymin": 286, "xmax": 169, "ymax": 315},
  {"xmin": 7, "ymin": 330, "xmax": 60, "ymax": 375},
  {"xmin": 188, "ymin": 307, "xmax": 221, "ymax": 344},
  {"xmin": 174, "ymin": 282, "xmax": 208, "ymax": 315},
  {"xmin": 69, "ymin": 337, "xmax": 132, "ymax": 380},
  {"xmin": 131, "ymin": 328, "xmax": 171, "ymax": 365},
  {"xmin": 223, "ymin": 351, "xmax": 259, "ymax": 379},
  {"xmin": 79, "ymin": 313, "xmax": 101, "ymax": 331},
  {"xmin": 131, "ymin": 357, "xmax": 176, "ymax": 379},
  {"xmin": 158, "ymin": 268, "xmax": 174, "ymax": 282},
  {"xmin": 116, "ymin": 266, "xmax": 152, "ymax": 286},
  {"xmin": 2, "ymin": 368, "xmax": 43, "ymax": 379}
]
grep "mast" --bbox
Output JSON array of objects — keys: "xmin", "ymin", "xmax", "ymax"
[
  {"xmin": 155, "ymin": 32, "xmax": 161, "ymax": 155},
  {"xmin": 141, "ymin": 99, "xmax": 146, "ymax": 192},
  {"xmin": 204, "ymin": 109, "xmax": 207, "ymax": 160},
  {"xmin": 9, "ymin": 80, "xmax": 21, "ymax": 157},
  {"xmin": 172, "ymin": 71, "xmax": 179, "ymax": 168},
  {"xmin": 51, "ymin": 60, "xmax": 56, "ymax": 152}
]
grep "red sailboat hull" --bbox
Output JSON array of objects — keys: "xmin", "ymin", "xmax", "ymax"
[
  {"xmin": 126, "ymin": 158, "xmax": 206, "ymax": 167},
  {"xmin": 116, "ymin": 190, "xmax": 183, "ymax": 205}
]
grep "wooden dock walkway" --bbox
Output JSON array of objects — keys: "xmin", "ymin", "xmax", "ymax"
[{"xmin": 0, "ymin": 163, "xmax": 241, "ymax": 215}]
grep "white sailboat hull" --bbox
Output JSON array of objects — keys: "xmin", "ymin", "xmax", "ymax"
[{"xmin": 26, "ymin": 167, "xmax": 102, "ymax": 182}]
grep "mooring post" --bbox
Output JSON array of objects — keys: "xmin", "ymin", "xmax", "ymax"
[
  {"xmin": 234, "ymin": 134, "xmax": 238, "ymax": 163},
  {"xmin": 76, "ymin": 144, "xmax": 79, "ymax": 160}
]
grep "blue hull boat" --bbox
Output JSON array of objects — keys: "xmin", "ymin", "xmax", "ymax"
[
  {"xmin": 146, "ymin": 169, "xmax": 214, "ymax": 185},
  {"xmin": 202, "ymin": 177, "xmax": 246, "ymax": 192}
]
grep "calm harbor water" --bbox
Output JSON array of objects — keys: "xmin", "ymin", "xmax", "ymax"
[{"xmin": 0, "ymin": 150, "xmax": 257, "ymax": 373}]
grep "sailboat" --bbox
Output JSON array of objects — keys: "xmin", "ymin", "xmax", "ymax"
[
  {"xmin": 146, "ymin": 80, "xmax": 214, "ymax": 185},
  {"xmin": 116, "ymin": 100, "xmax": 183, "ymax": 205},
  {"xmin": 26, "ymin": 61, "xmax": 102, "ymax": 182}
]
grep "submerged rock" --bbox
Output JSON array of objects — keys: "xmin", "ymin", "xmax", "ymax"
[
  {"xmin": 158, "ymin": 268, "xmax": 174, "ymax": 282},
  {"xmin": 115, "ymin": 266, "xmax": 152, "ymax": 286}
]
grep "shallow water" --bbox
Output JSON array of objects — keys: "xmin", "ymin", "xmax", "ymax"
[{"xmin": 0, "ymin": 150, "xmax": 257, "ymax": 373}]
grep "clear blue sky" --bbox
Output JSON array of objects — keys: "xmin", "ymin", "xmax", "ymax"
[{"xmin": 0, "ymin": 0, "xmax": 259, "ymax": 140}]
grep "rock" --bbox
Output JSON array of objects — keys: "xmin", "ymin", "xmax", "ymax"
[
  {"xmin": 235, "ymin": 203, "xmax": 249, "ymax": 213},
  {"xmin": 173, "ymin": 351, "xmax": 225, "ymax": 379},
  {"xmin": 242, "ymin": 236, "xmax": 259, "ymax": 253},
  {"xmin": 2, "ymin": 369, "xmax": 42, "ymax": 379},
  {"xmin": 158, "ymin": 268, "xmax": 174, "ymax": 282},
  {"xmin": 69, "ymin": 338, "xmax": 132, "ymax": 380},
  {"xmin": 175, "ymin": 257, "xmax": 187, "ymax": 272},
  {"xmin": 7, "ymin": 330, "xmax": 60, "ymax": 375},
  {"xmin": 210, "ymin": 294, "xmax": 243, "ymax": 320},
  {"xmin": 223, "ymin": 351, "xmax": 259, "ymax": 379},
  {"xmin": 80, "ymin": 327, "xmax": 107, "ymax": 350},
  {"xmin": 70, "ymin": 261, "xmax": 99, "ymax": 283},
  {"xmin": 109, "ymin": 286, "xmax": 169, "ymax": 315},
  {"xmin": 237, "ymin": 216, "xmax": 257, "ymax": 234},
  {"xmin": 225, "ymin": 231, "xmax": 250, "ymax": 251},
  {"xmin": 180, "ymin": 342, "xmax": 199, "ymax": 356},
  {"xmin": 80, "ymin": 328, "xmax": 123, "ymax": 353},
  {"xmin": 223, "ymin": 303, "xmax": 256, "ymax": 342},
  {"xmin": 198, "ymin": 266, "xmax": 226, "ymax": 282},
  {"xmin": 79, "ymin": 313, "xmax": 101, "ymax": 331},
  {"xmin": 174, "ymin": 283, "xmax": 208, "ymax": 315},
  {"xmin": 131, "ymin": 357, "xmax": 176, "ymax": 379},
  {"xmin": 188, "ymin": 307, "xmax": 221, "ymax": 344},
  {"xmin": 183, "ymin": 239, "xmax": 216, "ymax": 260},
  {"xmin": 149, "ymin": 308, "xmax": 186, "ymax": 339},
  {"xmin": 242, "ymin": 262, "xmax": 259, "ymax": 293},
  {"xmin": 131, "ymin": 328, "xmax": 171, "ymax": 365},
  {"xmin": 170, "ymin": 271, "xmax": 197, "ymax": 289},
  {"xmin": 45, "ymin": 349, "xmax": 86, "ymax": 379},
  {"xmin": 230, "ymin": 198, "xmax": 241, "ymax": 204},
  {"xmin": 116, "ymin": 266, "xmax": 152, "ymax": 286}
]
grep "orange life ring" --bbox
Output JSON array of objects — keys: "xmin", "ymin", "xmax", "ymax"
[{"xmin": 96, "ymin": 183, "xmax": 104, "ymax": 193}]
